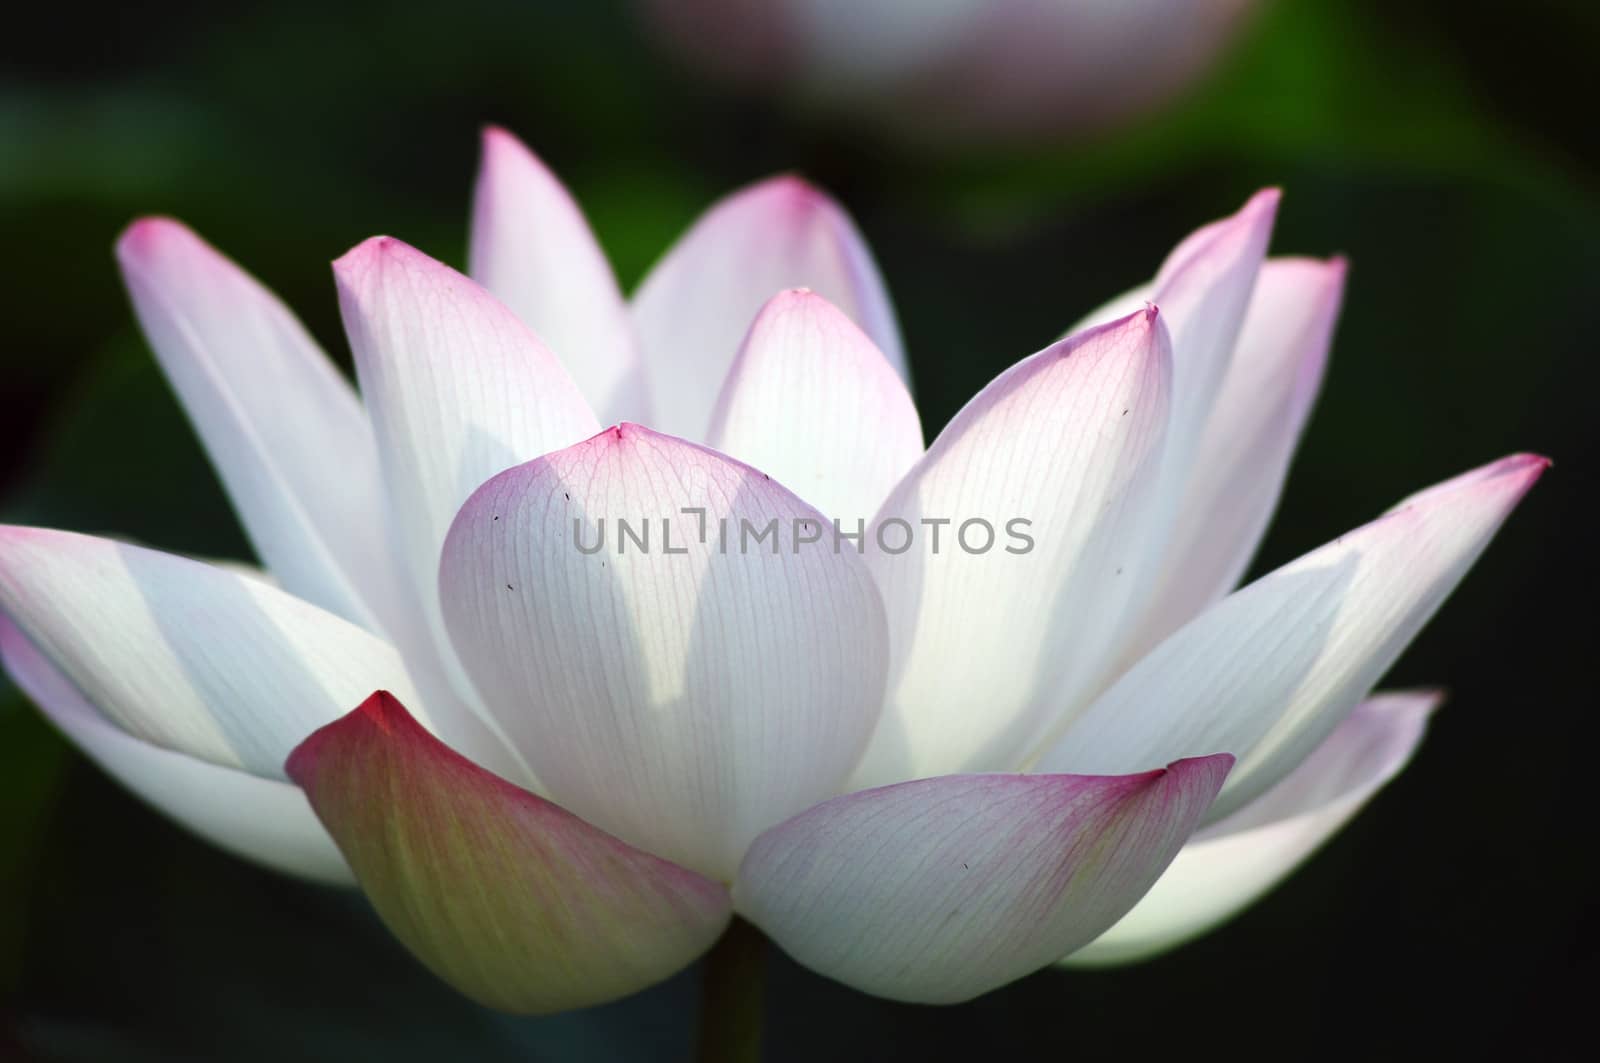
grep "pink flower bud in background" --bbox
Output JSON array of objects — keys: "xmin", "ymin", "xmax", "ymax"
[{"xmin": 640, "ymin": 0, "xmax": 1263, "ymax": 144}]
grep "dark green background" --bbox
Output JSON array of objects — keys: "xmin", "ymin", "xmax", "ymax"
[{"xmin": 2, "ymin": 2, "xmax": 1595, "ymax": 1058}]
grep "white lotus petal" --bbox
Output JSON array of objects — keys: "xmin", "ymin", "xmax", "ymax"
[
  {"xmin": 1154, "ymin": 190, "xmax": 1279, "ymax": 435},
  {"xmin": 439, "ymin": 423, "xmax": 889, "ymax": 879},
  {"xmin": 852, "ymin": 309, "xmax": 1171, "ymax": 787},
  {"xmin": 1073, "ymin": 192, "xmax": 1275, "ymax": 496},
  {"xmin": 631, "ymin": 176, "xmax": 906, "ymax": 440},
  {"xmin": 1124, "ymin": 256, "xmax": 1344, "ymax": 655},
  {"xmin": 706, "ymin": 289, "xmax": 922, "ymax": 522},
  {"xmin": 0, "ymin": 527, "xmax": 433, "ymax": 778},
  {"xmin": 116, "ymin": 219, "xmax": 396, "ymax": 631},
  {"xmin": 1065, "ymin": 690, "xmax": 1439, "ymax": 965},
  {"xmin": 470, "ymin": 127, "xmax": 648, "ymax": 425},
  {"xmin": 1, "ymin": 615, "xmax": 352, "ymax": 885},
  {"xmin": 734, "ymin": 755, "xmax": 1232, "ymax": 1003},
  {"xmin": 334, "ymin": 237, "xmax": 601, "ymax": 785},
  {"xmin": 1039, "ymin": 454, "xmax": 1545, "ymax": 822},
  {"xmin": 334, "ymin": 236, "xmax": 600, "ymax": 622}
]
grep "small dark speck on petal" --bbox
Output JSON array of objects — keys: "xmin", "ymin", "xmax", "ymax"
[
  {"xmin": 962, "ymin": 862, "xmax": 969, "ymax": 870},
  {"xmin": 1121, "ymin": 409, "xmax": 1129, "ymax": 416},
  {"xmin": 564, "ymin": 492, "xmax": 570, "ymax": 500},
  {"xmin": 506, "ymin": 584, "xmax": 514, "ymax": 590},
  {"xmin": 492, "ymin": 515, "xmax": 499, "ymax": 521}
]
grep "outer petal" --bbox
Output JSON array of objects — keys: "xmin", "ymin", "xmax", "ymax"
[
  {"xmin": 1064, "ymin": 690, "xmax": 1440, "ymax": 966},
  {"xmin": 1039, "ymin": 454, "xmax": 1546, "ymax": 822},
  {"xmin": 630, "ymin": 176, "xmax": 906, "ymax": 440},
  {"xmin": 1, "ymin": 616, "xmax": 352, "ymax": 885},
  {"xmin": 116, "ymin": 219, "xmax": 394, "ymax": 630},
  {"xmin": 1124, "ymin": 257, "xmax": 1345, "ymax": 655},
  {"xmin": 439, "ymin": 424, "xmax": 890, "ymax": 880},
  {"xmin": 732, "ymin": 754, "xmax": 1233, "ymax": 1004},
  {"xmin": 286, "ymin": 692, "xmax": 731, "ymax": 1014},
  {"xmin": 706, "ymin": 289, "xmax": 923, "ymax": 522},
  {"xmin": 0, "ymin": 526, "xmax": 433, "ymax": 778},
  {"xmin": 469, "ymin": 127, "xmax": 648, "ymax": 425},
  {"xmin": 851, "ymin": 309, "xmax": 1171, "ymax": 787}
]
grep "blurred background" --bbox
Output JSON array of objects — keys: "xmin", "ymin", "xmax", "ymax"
[{"xmin": 1, "ymin": 1, "xmax": 1595, "ymax": 1058}]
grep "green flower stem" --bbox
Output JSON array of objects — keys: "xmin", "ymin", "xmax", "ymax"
[{"xmin": 696, "ymin": 916, "xmax": 767, "ymax": 1063}]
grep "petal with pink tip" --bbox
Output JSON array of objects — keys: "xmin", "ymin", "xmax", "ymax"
[
  {"xmin": 470, "ymin": 127, "xmax": 647, "ymax": 425},
  {"xmin": 706, "ymin": 289, "xmax": 922, "ymax": 522},
  {"xmin": 630, "ymin": 176, "xmax": 906, "ymax": 440},
  {"xmin": 287, "ymin": 692, "xmax": 731, "ymax": 1013},
  {"xmin": 1122, "ymin": 256, "xmax": 1345, "ymax": 656},
  {"xmin": 1039, "ymin": 455, "xmax": 1545, "ymax": 821},
  {"xmin": 850, "ymin": 310, "xmax": 1171, "ymax": 787},
  {"xmin": 732, "ymin": 754, "xmax": 1233, "ymax": 1004},
  {"xmin": 1, "ymin": 615, "xmax": 352, "ymax": 885},
  {"xmin": 438, "ymin": 424, "xmax": 889, "ymax": 880},
  {"xmin": 335, "ymin": 237, "xmax": 600, "ymax": 778},
  {"xmin": 335, "ymin": 237, "xmax": 600, "ymax": 620},
  {"xmin": 1074, "ymin": 191, "xmax": 1278, "ymax": 506},
  {"xmin": 1065, "ymin": 690, "xmax": 1440, "ymax": 965},
  {"xmin": 116, "ymin": 219, "xmax": 394, "ymax": 630},
  {"xmin": 0, "ymin": 526, "xmax": 444, "ymax": 778},
  {"xmin": 1152, "ymin": 189, "xmax": 1279, "ymax": 458}
]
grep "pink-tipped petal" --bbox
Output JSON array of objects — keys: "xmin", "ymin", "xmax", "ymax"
[
  {"xmin": 851, "ymin": 309, "xmax": 1171, "ymax": 787},
  {"xmin": 470, "ymin": 127, "xmax": 648, "ymax": 425},
  {"xmin": 732, "ymin": 754, "xmax": 1233, "ymax": 1003},
  {"xmin": 286, "ymin": 692, "xmax": 731, "ymax": 1013},
  {"xmin": 1122, "ymin": 256, "xmax": 1345, "ymax": 654},
  {"xmin": 1040, "ymin": 454, "xmax": 1546, "ymax": 822},
  {"xmin": 706, "ymin": 289, "xmax": 923, "ymax": 521},
  {"xmin": 335, "ymin": 236, "xmax": 600, "ymax": 614},
  {"xmin": 1150, "ymin": 189, "xmax": 1280, "ymax": 475},
  {"xmin": 1065, "ymin": 690, "xmax": 1440, "ymax": 965},
  {"xmin": 630, "ymin": 175, "xmax": 906, "ymax": 440},
  {"xmin": 438, "ymin": 423, "xmax": 890, "ymax": 880},
  {"xmin": 335, "ymin": 236, "xmax": 601, "ymax": 780},
  {"xmin": 1, "ymin": 616, "xmax": 352, "ymax": 885},
  {"xmin": 0, "ymin": 527, "xmax": 440, "ymax": 778},
  {"xmin": 116, "ymin": 219, "xmax": 395, "ymax": 630}
]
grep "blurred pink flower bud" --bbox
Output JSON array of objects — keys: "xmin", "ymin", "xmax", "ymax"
[{"xmin": 641, "ymin": 0, "xmax": 1263, "ymax": 144}]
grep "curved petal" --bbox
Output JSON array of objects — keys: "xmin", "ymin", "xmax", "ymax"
[
  {"xmin": 1065, "ymin": 690, "xmax": 1440, "ymax": 965},
  {"xmin": 334, "ymin": 236, "xmax": 600, "ymax": 621},
  {"xmin": 1, "ymin": 615, "xmax": 352, "ymax": 885},
  {"xmin": 851, "ymin": 309, "xmax": 1171, "ymax": 787},
  {"xmin": 469, "ymin": 127, "xmax": 647, "ymax": 425},
  {"xmin": 1123, "ymin": 256, "xmax": 1345, "ymax": 656},
  {"xmin": 116, "ymin": 219, "xmax": 394, "ymax": 631},
  {"xmin": 1039, "ymin": 454, "xmax": 1545, "ymax": 822},
  {"xmin": 287, "ymin": 692, "xmax": 730, "ymax": 1013},
  {"xmin": 335, "ymin": 237, "xmax": 600, "ymax": 783},
  {"xmin": 0, "ymin": 526, "xmax": 436, "ymax": 778},
  {"xmin": 706, "ymin": 289, "xmax": 922, "ymax": 522},
  {"xmin": 439, "ymin": 423, "xmax": 890, "ymax": 880},
  {"xmin": 733, "ymin": 754, "xmax": 1233, "ymax": 1004},
  {"xmin": 1152, "ymin": 189, "xmax": 1279, "ymax": 463},
  {"xmin": 630, "ymin": 175, "xmax": 906, "ymax": 440}
]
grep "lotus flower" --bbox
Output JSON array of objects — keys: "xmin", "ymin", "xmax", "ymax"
[
  {"xmin": 0, "ymin": 126, "xmax": 1542, "ymax": 1012},
  {"xmin": 640, "ymin": 0, "xmax": 1263, "ymax": 143}
]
